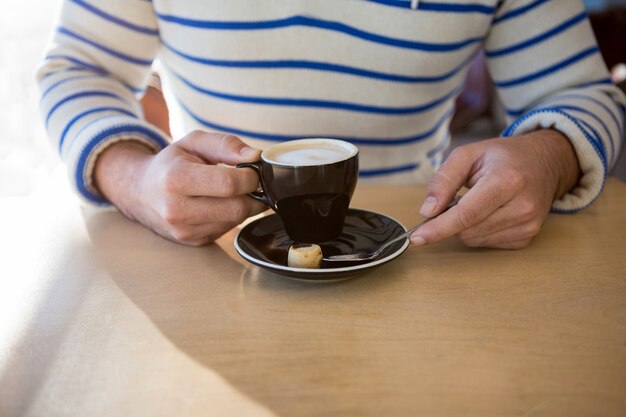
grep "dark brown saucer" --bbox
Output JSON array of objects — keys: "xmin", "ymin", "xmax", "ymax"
[{"xmin": 234, "ymin": 208, "xmax": 409, "ymax": 281}]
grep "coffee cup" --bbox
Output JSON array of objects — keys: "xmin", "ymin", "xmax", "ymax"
[{"xmin": 237, "ymin": 138, "xmax": 359, "ymax": 243}]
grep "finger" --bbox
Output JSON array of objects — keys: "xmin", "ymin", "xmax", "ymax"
[
  {"xmin": 420, "ymin": 146, "xmax": 476, "ymax": 218},
  {"xmin": 167, "ymin": 164, "xmax": 260, "ymax": 197},
  {"xmin": 460, "ymin": 221, "xmax": 541, "ymax": 248},
  {"xmin": 411, "ymin": 175, "xmax": 517, "ymax": 246},
  {"xmin": 177, "ymin": 131, "xmax": 261, "ymax": 165},
  {"xmin": 458, "ymin": 195, "xmax": 547, "ymax": 241},
  {"xmin": 457, "ymin": 200, "xmax": 524, "ymax": 241},
  {"xmin": 164, "ymin": 195, "xmax": 267, "ymax": 226}
]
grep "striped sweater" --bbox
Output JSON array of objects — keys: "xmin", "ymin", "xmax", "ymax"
[{"xmin": 38, "ymin": 0, "xmax": 625, "ymax": 212}]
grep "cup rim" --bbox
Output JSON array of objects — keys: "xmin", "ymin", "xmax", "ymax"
[{"xmin": 261, "ymin": 138, "xmax": 358, "ymax": 168}]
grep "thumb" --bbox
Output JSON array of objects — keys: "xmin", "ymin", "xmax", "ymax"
[
  {"xmin": 420, "ymin": 147, "xmax": 476, "ymax": 218},
  {"xmin": 179, "ymin": 131, "xmax": 261, "ymax": 165}
]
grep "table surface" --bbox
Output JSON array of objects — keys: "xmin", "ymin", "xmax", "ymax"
[{"xmin": 1, "ymin": 172, "xmax": 625, "ymax": 417}]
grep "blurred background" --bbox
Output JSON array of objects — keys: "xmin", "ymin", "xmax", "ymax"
[
  {"xmin": 0, "ymin": 1, "xmax": 62, "ymax": 197},
  {"xmin": 1, "ymin": 0, "xmax": 624, "ymax": 199}
]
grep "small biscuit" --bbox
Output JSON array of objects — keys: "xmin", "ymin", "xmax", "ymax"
[{"xmin": 287, "ymin": 243, "xmax": 323, "ymax": 269}]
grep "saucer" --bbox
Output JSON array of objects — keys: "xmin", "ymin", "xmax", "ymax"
[{"xmin": 234, "ymin": 208, "xmax": 409, "ymax": 281}]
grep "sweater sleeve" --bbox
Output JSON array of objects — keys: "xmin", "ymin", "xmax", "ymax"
[
  {"xmin": 484, "ymin": 0, "xmax": 625, "ymax": 212},
  {"xmin": 37, "ymin": 0, "xmax": 170, "ymax": 206}
]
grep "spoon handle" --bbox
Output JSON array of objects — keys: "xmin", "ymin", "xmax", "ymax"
[{"xmin": 378, "ymin": 195, "xmax": 461, "ymax": 254}]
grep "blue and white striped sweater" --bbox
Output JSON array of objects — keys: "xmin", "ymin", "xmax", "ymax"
[{"xmin": 38, "ymin": 0, "xmax": 625, "ymax": 211}]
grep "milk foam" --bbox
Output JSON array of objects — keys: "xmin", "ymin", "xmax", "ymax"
[
  {"xmin": 264, "ymin": 140, "xmax": 356, "ymax": 166},
  {"xmin": 272, "ymin": 147, "xmax": 349, "ymax": 165}
]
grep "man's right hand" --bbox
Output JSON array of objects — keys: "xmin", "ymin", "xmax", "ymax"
[{"xmin": 94, "ymin": 131, "xmax": 267, "ymax": 246}]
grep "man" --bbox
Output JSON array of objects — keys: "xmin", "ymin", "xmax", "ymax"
[{"xmin": 38, "ymin": 0, "xmax": 624, "ymax": 248}]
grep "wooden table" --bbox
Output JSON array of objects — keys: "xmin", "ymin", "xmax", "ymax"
[{"xmin": 1, "ymin": 171, "xmax": 625, "ymax": 417}]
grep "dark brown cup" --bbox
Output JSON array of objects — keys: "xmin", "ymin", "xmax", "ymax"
[{"xmin": 237, "ymin": 139, "xmax": 359, "ymax": 243}]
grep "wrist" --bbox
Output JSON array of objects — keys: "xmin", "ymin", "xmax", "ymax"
[
  {"xmin": 94, "ymin": 140, "xmax": 156, "ymax": 217},
  {"xmin": 526, "ymin": 129, "xmax": 581, "ymax": 199}
]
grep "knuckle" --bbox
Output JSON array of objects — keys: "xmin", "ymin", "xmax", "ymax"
[
  {"xmin": 427, "ymin": 173, "xmax": 455, "ymax": 198},
  {"xmin": 179, "ymin": 130, "xmax": 202, "ymax": 145},
  {"xmin": 525, "ymin": 220, "xmax": 542, "ymax": 237},
  {"xmin": 518, "ymin": 199, "xmax": 538, "ymax": 220},
  {"xmin": 189, "ymin": 129, "xmax": 205, "ymax": 139},
  {"xmin": 214, "ymin": 200, "xmax": 248, "ymax": 224},
  {"xmin": 223, "ymin": 134, "xmax": 240, "ymax": 143},
  {"xmin": 187, "ymin": 129, "xmax": 212, "ymax": 146},
  {"xmin": 502, "ymin": 171, "xmax": 526, "ymax": 192},
  {"xmin": 219, "ymin": 134, "xmax": 242, "ymax": 152},
  {"xmin": 216, "ymin": 170, "xmax": 238, "ymax": 196},
  {"xmin": 231, "ymin": 199, "xmax": 250, "ymax": 223},
  {"xmin": 456, "ymin": 206, "xmax": 479, "ymax": 229},
  {"xmin": 162, "ymin": 169, "xmax": 184, "ymax": 194},
  {"xmin": 161, "ymin": 201, "xmax": 184, "ymax": 225}
]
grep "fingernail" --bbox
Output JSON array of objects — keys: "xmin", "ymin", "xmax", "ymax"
[
  {"xmin": 240, "ymin": 146, "xmax": 260, "ymax": 158},
  {"xmin": 420, "ymin": 196, "xmax": 438, "ymax": 217},
  {"xmin": 410, "ymin": 236, "xmax": 426, "ymax": 247}
]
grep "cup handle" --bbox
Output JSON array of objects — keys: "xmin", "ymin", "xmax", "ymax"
[{"xmin": 236, "ymin": 161, "xmax": 276, "ymax": 211}]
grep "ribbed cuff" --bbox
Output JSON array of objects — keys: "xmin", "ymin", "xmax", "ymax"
[
  {"xmin": 64, "ymin": 115, "xmax": 170, "ymax": 206},
  {"xmin": 503, "ymin": 107, "xmax": 607, "ymax": 213}
]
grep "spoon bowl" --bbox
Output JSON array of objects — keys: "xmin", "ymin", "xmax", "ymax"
[{"xmin": 323, "ymin": 196, "xmax": 460, "ymax": 263}]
